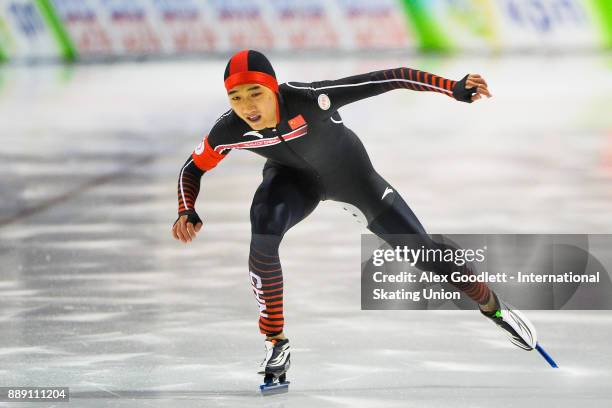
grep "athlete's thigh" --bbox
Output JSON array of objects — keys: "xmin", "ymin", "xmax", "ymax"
[
  {"xmin": 250, "ymin": 164, "xmax": 321, "ymax": 236},
  {"xmin": 323, "ymin": 128, "xmax": 425, "ymax": 235},
  {"xmin": 337, "ymin": 169, "xmax": 429, "ymax": 238}
]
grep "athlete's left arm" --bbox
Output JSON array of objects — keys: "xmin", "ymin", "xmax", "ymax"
[{"xmin": 293, "ymin": 67, "xmax": 491, "ymax": 113}]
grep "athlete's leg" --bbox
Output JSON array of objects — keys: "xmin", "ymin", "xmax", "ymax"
[
  {"xmin": 362, "ymin": 171, "xmax": 491, "ymax": 305},
  {"xmin": 249, "ymin": 164, "xmax": 320, "ymax": 337},
  {"xmin": 367, "ymin": 173, "xmax": 491, "ymax": 305},
  {"xmin": 327, "ymin": 129, "xmax": 491, "ymax": 306}
]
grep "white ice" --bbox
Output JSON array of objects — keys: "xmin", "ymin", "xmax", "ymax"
[{"xmin": 0, "ymin": 54, "xmax": 611, "ymax": 407}]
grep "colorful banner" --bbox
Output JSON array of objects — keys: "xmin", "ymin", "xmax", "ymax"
[
  {"xmin": 49, "ymin": 0, "xmax": 113, "ymax": 57},
  {"xmin": 1, "ymin": 0, "xmax": 610, "ymax": 63},
  {"xmin": 402, "ymin": 0, "xmax": 609, "ymax": 52},
  {"xmin": 495, "ymin": 0, "xmax": 603, "ymax": 51},
  {"xmin": 262, "ymin": 0, "xmax": 339, "ymax": 51},
  {"xmin": 36, "ymin": 0, "xmax": 76, "ymax": 60},
  {"xmin": 97, "ymin": 0, "xmax": 162, "ymax": 55},
  {"xmin": 50, "ymin": 0, "xmax": 162, "ymax": 59},
  {"xmin": 0, "ymin": 14, "xmax": 11, "ymax": 62},
  {"xmin": 145, "ymin": 0, "xmax": 217, "ymax": 54},
  {"xmin": 0, "ymin": 0, "xmax": 62, "ymax": 60},
  {"xmin": 206, "ymin": 0, "xmax": 274, "ymax": 51},
  {"xmin": 334, "ymin": 0, "xmax": 413, "ymax": 50},
  {"xmin": 591, "ymin": 0, "xmax": 612, "ymax": 48}
]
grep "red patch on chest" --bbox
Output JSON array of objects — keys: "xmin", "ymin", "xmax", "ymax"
[{"xmin": 288, "ymin": 114, "xmax": 306, "ymax": 130}]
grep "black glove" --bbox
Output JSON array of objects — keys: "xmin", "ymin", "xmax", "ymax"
[
  {"xmin": 174, "ymin": 210, "xmax": 202, "ymax": 227},
  {"xmin": 452, "ymin": 74, "xmax": 477, "ymax": 103}
]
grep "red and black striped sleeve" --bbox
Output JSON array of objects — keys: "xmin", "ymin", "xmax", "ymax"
[
  {"xmin": 291, "ymin": 67, "xmax": 458, "ymax": 113},
  {"xmin": 177, "ymin": 155, "xmax": 204, "ymax": 214}
]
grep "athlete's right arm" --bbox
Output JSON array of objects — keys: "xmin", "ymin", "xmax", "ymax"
[{"xmin": 172, "ymin": 131, "xmax": 229, "ymax": 243}]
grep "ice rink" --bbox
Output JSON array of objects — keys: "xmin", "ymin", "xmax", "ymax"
[{"xmin": 1, "ymin": 54, "xmax": 611, "ymax": 407}]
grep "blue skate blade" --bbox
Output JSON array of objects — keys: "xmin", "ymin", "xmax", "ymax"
[
  {"xmin": 535, "ymin": 343, "xmax": 558, "ymax": 368},
  {"xmin": 260, "ymin": 381, "xmax": 290, "ymax": 396}
]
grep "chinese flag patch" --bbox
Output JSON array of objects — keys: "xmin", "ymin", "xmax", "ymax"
[{"xmin": 288, "ymin": 114, "xmax": 306, "ymax": 130}]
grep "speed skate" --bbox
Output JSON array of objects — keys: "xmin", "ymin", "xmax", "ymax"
[
  {"xmin": 258, "ymin": 338, "xmax": 291, "ymax": 395},
  {"xmin": 481, "ymin": 292, "xmax": 559, "ymax": 368}
]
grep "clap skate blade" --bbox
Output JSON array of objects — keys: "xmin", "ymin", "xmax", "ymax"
[{"xmin": 259, "ymin": 373, "xmax": 290, "ymax": 395}]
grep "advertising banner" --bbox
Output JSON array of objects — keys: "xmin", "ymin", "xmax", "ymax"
[
  {"xmin": 145, "ymin": 0, "xmax": 217, "ymax": 54},
  {"xmin": 402, "ymin": 0, "xmax": 607, "ymax": 52},
  {"xmin": 205, "ymin": 0, "xmax": 274, "ymax": 51},
  {"xmin": 50, "ymin": 0, "xmax": 162, "ymax": 59},
  {"xmin": 587, "ymin": 0, "xmax": 612, "ymax": 48},
  {"xmin": 0, "ymin": 14, "xmax": 11, "ymax": 61},
  {"xmin": 334, "ymin": 0, "xmax": 414, "ymax": 50},
  {"xmin": 0, "ymin": 0, "xmax": 62, "ymax": 61},
  {"xmin": 2, "ymin": 0, "xmax": 610, "ymax": 62},
  {"xmin": 262, "ymin": 0, "xmax": 339, "ymax": 51},
  {"xmin": 49, "ymin": 0, "xmax": 112, "ymax": 58},
  {"xmin": 493, "ymin": 0, "xmax": 604, "ymax": 51}
]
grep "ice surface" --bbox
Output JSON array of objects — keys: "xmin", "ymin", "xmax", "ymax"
[{"xmin": 0, "ymin": 54, "xmax": 611, "ymax": 407}]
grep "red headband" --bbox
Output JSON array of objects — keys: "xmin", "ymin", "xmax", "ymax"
[{"xmin": 224, "ymin": 71, "xmax": 279, "ymax": 93}]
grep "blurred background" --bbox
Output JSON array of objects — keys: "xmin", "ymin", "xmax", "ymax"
[{"xmin": 1, "ymin": 1, "xmax": 612, "ymax": 407}]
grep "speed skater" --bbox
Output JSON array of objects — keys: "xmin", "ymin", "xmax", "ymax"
[{"xmin": 171, "ymin": 50, "xmax": 542, "ymax": 390}]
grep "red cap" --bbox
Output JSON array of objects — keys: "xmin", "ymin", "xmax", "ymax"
[{"xmin": 223, "ymin": 50, "xmax": 278, "ymax": 93}]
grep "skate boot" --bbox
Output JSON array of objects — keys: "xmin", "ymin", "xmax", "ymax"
[
  {"xmin": 480, "ymin": 291, "xmax": 537, "ymax": 350},
  {"xmin": 258, "ymin": 338, "xmax": 290, "ymax": 395}
]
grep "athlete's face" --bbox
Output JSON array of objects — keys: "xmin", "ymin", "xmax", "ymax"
[{"xmin": 228, "ymin": 84, "xmax": 277, "ymax": 130}]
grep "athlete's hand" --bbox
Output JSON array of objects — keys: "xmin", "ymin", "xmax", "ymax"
[
  {"xmin": 172, "ymin": 211, "xmax": 203, "ymax": 243},
  {"xmin": 452, "ymin": 73, "xmax": 492, "ymax": 103}
]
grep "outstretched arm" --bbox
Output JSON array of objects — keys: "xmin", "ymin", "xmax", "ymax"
[{"xmin": 287, "ymin": 67, "xmax": 491, "ymax": 113}]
